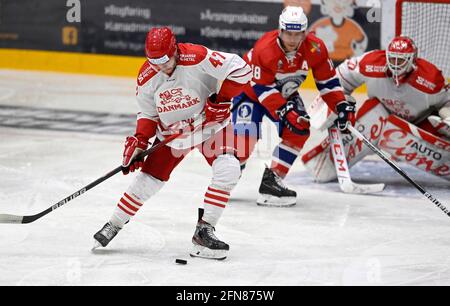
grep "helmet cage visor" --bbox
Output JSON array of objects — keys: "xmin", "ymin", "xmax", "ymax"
[{"xmin": 386, "ymin": 51, "xmax": 415, "ymax": 83}]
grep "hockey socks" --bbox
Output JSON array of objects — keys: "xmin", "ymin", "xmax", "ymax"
[
  {"xmin": 110, "ymin": 192, "xmax": 144, "ymax": 228},
  {"xmin": 202, "ymin": 186, "xmax": 230, "ymax": 227},
  {"xmin": 271, "ymin": 142, "xmax": 301, "ymax": 178}
]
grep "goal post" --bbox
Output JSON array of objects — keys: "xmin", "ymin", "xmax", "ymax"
[{"xmin": 396, "ymin": 0, "xmax": 450, "ymax": 79}]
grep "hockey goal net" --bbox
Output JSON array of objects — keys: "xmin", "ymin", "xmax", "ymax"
[{"xmin": 396, "ymin": 0, "xmax": 450, "ymax": 79}]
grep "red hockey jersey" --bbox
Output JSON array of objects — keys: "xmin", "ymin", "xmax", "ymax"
[{"xmin": 243, "ymin": 30, "xmax": 345, "ymax": 118}]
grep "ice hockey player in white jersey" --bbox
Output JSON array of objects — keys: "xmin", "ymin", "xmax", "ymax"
[
  {"xmin": 93, "ymin": 27, "xmax": 252, "ymax": 260},
  {"xmin": 303, "ymin": 36, "xmax": 450, "ymax": 183}
]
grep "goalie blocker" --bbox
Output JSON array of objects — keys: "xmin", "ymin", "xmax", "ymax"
[{"xmin": 303, "ymin": 96, "xmax": 450, "ymax": 182}]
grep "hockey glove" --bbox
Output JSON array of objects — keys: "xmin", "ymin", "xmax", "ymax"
[
  {"xmin": 205, "ymin": 94, "xmax": 232, "ymax": 123},
  {"xmin": 122, "ymin": 136, "xmax": 149, "ymax": 175},
  {"xmin": 122, "ymin": 118, "xmax": 157, "ymax": 174},
  {"xmin": 335, "ymin": 95, "xmax": 356, "ymax": 133},
  {"xmin": 428, "ymin": 115, "xmax": 450, "ymax": 139},
  {"xmin": 276, "ymin": 95, "xmax": 310, "ymax": 135}
]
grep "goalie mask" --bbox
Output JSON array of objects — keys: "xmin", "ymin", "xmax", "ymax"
[
  {"xmin": 145, "ymin": 27, "xmax": 177, "ymax": 65},
  {"xmin": 386, "ymin": 36, "xmax": 417, "ymax": 86}
]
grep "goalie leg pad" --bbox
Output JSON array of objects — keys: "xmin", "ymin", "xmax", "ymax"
[
  {"xmin": 302, "ymin": 98, "xmax": 390, "ymax": 182},
  {"xmin": 308, "ymin": 94, "xmax": 338, "ymax": 131},
  {"xmin": 379, "ymin": 115, "xmax": 450, "ymax": 180},
  {"xmin": 426, "ymin": 115, "xmax": 450, "ymax": 139},
  {"xmin": 301, "ymin": 137, "xmax": 338, "ymax": 183}
]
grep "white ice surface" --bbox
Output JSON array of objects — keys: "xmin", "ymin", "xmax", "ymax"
[{"xmin": 0, "ymin": 70, "xmax": 449, "ymax": 286}]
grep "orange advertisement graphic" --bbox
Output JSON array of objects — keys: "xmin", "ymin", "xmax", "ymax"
[{"xmin": 309, "ymin": 0, "xmax": 368, "ymax": 62}]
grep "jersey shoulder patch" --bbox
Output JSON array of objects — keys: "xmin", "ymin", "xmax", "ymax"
[
  {"xmin": 304, "ymin": 32, "xmax": 326, "ymax": 54},
  {"xmin": 177, "ymin": 43, "xmax": 208, "ymax": 66},
  {"xmin": 301, "ymin": 33, "xmax": 328, "ymax": 66},
  {"xmin": 358, "ymin": 50, "xmax": 387, "ymax": 78},
  {"xmin": 137, "ymin": 61, "xmax": 158, "ymax": 86},
  {"xmin": 408, "ymin": 58, "xmax": 445, "ymax": 94}
]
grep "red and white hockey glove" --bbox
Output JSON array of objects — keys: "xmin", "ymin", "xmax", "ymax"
[
  {"xmin": 428, "ymin": 115, "xmax": 450, "ymax": 139},
  {"xmin": 122, "ymin": 136, "xmax": 148, "ymax": 175},
  {"xmin": 335, "ymin": 95, "xmax": 356, "ymax": 134},
  {"xmin": 276, "ymin": 95, "xmax": 311, "ymax": 135},
  {"xmin": 205, "ymin": 94, "xmax": 232, "ymax": 123},
  {"xmin": 122, "ymin": 118, "xmax": 157, "ymax": 175}
]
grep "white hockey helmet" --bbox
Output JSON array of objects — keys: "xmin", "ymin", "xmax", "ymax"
[{"xmin": 279, "ymin": 6, "xmax": 308, "ymax": 32}]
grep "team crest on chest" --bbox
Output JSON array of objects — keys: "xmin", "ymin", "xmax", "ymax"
[{"xmin": 157, "ymin": 88, "xmax": 201, "ymax": 113}]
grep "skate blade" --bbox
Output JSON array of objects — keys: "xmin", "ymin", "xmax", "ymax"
[
  {"xmin": 256, "ymin": 194, "xmax": 296, "ymax": 207},
  {"xmin": 190, "ymin": 244, "xmax": 228, "ymax": 260},
  {"xmin": 91, "ymin": 240, "xmax": 103, "ymax": 251}
]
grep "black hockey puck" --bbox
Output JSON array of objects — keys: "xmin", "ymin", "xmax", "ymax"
[{"xmin": 175, "ymin": 259, "xmax": 187, "ymax": 265}]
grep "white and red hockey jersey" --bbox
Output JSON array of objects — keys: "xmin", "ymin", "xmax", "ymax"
[
  {"xmin": 135, "ymin": 43, "xmax": 251, "ymax": 148},
  {"xmin": 337, "ymin": 50, "xmax": 449, "ymax": 123}
]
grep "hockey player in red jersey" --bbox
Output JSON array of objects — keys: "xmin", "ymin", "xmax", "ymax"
[
  {"xmin": 303, "ymin": 36, "xmax": 450, "ymax": 183},
  {"xmin": 93, "ymin": 27, "xmax": 252, "ymax": 260},
  {"xmin": 232, "ymin": 6, "xmax": 354, "ymax": 207}
]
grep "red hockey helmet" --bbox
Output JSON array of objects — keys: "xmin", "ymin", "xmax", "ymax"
[
  {"xmin": 145, "ymin": 27, "xmax": 177, "ymax": 65},
  {"xmin": 386, "ymin": 36, "xmax": 417, "ymax": 86}
]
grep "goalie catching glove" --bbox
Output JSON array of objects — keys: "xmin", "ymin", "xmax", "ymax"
[
  {"xmin": 335, "ymin": 95, "xmax": 356, "ymax": 133},
  {"xmin": 276, "ymin": 94, "xmax": 311, "ymax": 135}
]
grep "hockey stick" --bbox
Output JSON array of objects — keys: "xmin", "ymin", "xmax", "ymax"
[
  {"xmin": 0, "ymin": 132, "xmax": 186, "ymax": 224},
  {"xmin": 329, "ymin": 126, "xmax": 385, "ymax": 194},
  {"xmin": 348, "ymin": 125, "xmax": 450, "ymax": 217}
]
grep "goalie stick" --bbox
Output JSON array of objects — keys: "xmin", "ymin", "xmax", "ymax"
[
  {"xmin": 329, "ymin": 126, "xmax": 385, "ymax": 194},
  {"xmin": 348, "ymin": 125, "xmax": 450, "ymax": 218}
]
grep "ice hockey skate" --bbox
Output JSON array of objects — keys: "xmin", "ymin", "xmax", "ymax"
[
  {"xmin": 190, "ymin": 209, "xmax": 229, "ymax": 260},
  {"xmin": 92, "ymin": 221, "xmax": 122, "ymax": 250},
  {"xmin": 256, "ymin": 167, "xmax": 297, "ymax": 207}
]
